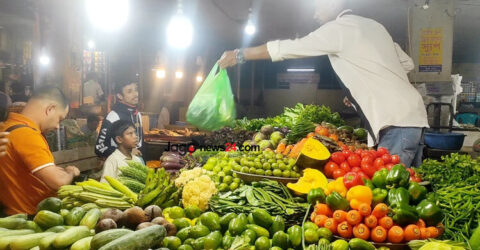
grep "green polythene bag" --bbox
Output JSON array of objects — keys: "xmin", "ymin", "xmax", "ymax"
[{"xmin": 186, "ymin": 63, "xmax": 236, "ymax": 131}]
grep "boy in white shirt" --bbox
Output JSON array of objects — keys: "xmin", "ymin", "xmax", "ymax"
[{"xmin": 100, "ymin": 120, "xmax": 144, "ymax": 182}]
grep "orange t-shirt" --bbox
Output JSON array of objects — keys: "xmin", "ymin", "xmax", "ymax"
[{"xmin": 0, "ymin": 113, "xmax": 56, "ymax": 215}]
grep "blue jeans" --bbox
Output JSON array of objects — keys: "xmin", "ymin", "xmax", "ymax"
[{"xmin": 377, "ymin": 127, "xmax": 425, "ymax": 167}]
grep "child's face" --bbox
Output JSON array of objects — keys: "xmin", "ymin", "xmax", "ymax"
[{"xmin": 117, "ymin": 126, "xmax": 138, "ymax": 149}]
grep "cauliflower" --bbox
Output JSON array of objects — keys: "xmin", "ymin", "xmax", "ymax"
[
  {"xmin": 182, "ymin": 175, "xmax": 217, "ymax": 211},
  {"xmin": 175, "ymin": 168, "xmax": 204, "ymax": 187}
]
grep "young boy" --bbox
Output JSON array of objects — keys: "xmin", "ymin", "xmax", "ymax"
[{"xmin": 100, "ymin": 120, "xmax": 144, "ymax": 182}]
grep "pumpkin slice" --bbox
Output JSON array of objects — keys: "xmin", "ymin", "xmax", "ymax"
[
  {"xmin": 295, "ymin": 137, "xmax": 331, "ymax": 170},
  {"xmin": 287, "ymin": 168, "xmax": 328, "ymax": 195}
]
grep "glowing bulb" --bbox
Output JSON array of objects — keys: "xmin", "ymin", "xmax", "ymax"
[
  {"xmin": 175, "ymin": 71, "xmax": 183, "ymax": 79},
  {"xmin": 88, "ymin": 40, "xmax": 95, "ymax": 49},
  {"xmin": 167, "ymin": 14, "xmax": 193, "ymax": 49},
  {"xmin": 196, "ymin": 75, "xmax": 203, "ymax": 82},
  {"xmin": 86, "ymin": 0, "xmax": 129, "ymax": 31},
  {"xmin": 156, "ymin": 69, "xmax": 166, "ymax": 79},
  {"xmin": 244, "ymin": 22, "xmax": 256, "ymax": 35},
  {"xmin": 39, "ymin": 55, "xmax": 50, "ymax": 66}
]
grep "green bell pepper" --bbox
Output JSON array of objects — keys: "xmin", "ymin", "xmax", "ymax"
[
  {"xmin": 386, "ymin": 164, "xmax": 410, "ymax": 188},
  {"xmin": 372, "ymin": 169, "xmax": 388, "ymax": 189},
  {"xmin": 372, "ymin": 188, "xmax": 388, "ymax": 205},
  {"xmin": 363, "ymin": 179, "xmax": 375, "ymax": 190},
  {"xmin": 416, "ymin": 199, "xmax": 444, "ymax": 226},
  {"xmin": 391, "ymin": 202, "xmax": 419, "ymax": 226},
  {"xmin": 326, "ymin": 192, "xmax": 350, "ymax": 211},
  {"xmin": 287, "ymin": 225, "xmax": 302, "ymax": 247},
  {"xmin": 307, "ymin": 188, "xmax": 326, "ymax": 205},
  {"xmin": 408, "ymin": 182, "xmax": 427, "ymax": 204},
  {"xmin": 387, "ymin": 187, "xmax": 410, "ymax": 206}
]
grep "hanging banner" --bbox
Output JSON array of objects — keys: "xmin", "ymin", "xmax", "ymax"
[{"xmin": 419, "ymin": 28, "xmax": 443, "ymax": 72}]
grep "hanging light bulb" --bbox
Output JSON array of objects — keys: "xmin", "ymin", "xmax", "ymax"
[
  {"xmin": 167, "ymin": 0, "xmax": 193, "ymax": 49},
  {"xmin": 244, "ymin": 8, "xmax": 256, "ymax": 36},
  {"xmin": 86, "ymin": 0, "xmax": 129, "ymax": 31}
]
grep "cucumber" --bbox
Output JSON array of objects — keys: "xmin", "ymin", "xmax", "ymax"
[
  {"xmin": 33, "ymin": 211, "xmax": 63, "ymax": 230},
  {"xmin": 45, "ymin": 226, "xmax": 67, "ymax": 233},
  {"xmin": 98, "ymin": 225, "xmax": 166, "ymax": 250},
  {"xmin": 0, "ymin": 229, "xmax": 35, "ymax": 237},
  {"xmin": 9, "ymin": 232, "xmax": 55, "ymax": 250},
  {"xmin": 0, "ymin": 217, "xmax": 27, "ymax": 229},
  {"xmin": 65, "ymin": 207, "xmax": 86, "ymax": 226},
  {"xmin": 38, "ymin": 233, "xmax": 58, "ymax": 250},
  {"xmin": 6, "ymin": 214, "xmax": 28, "ymax": 220},
  {"xmin": 70, "ymin": 236, "xmax": 93, "ymax": 250},
  {"xmin": 0, "ymin": 236, "xmax": 17, "ymax": 250},
  {"xmin": 348, "ymin": 238, "xmax": 375, "ymax": 250},
  {"xmin": 52, "ymin": 226, "xmax": 92, "ymax": 249},
  {"xmin": 80, "ymin": 208, "xmax": 101, "ymax": 229},
  {"xmin": 23, "ymin": 221, "xmax": 43, "ymax": 233},
  {"xmin": 91, "ymin": 229, "xmax": 133, "ymax": 250}
]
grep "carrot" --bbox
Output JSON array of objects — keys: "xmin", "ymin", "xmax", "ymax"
[
  {"xmin": 346, "ymin": 210, "xmax": 363, "ymax": 225},
  {"xmin": 420, "ymin": 227, "xmax": 431, "ymax": 239},
  {"xmin": 358, "ymin": 203, "xmax": 372, "ymax": 217},
  {"xmin": 353, "ymin": 223, "xmax": 370, "ymax": 240},
  {"xmin": 324, "ymin": 218, "xmax": 338, "ymax": 234},
  {"xmin": 307, "ymin": 132, "xmax": 315, "ymax": 138},
  {"xmin": 315, "ymin": 126, "xmax": 329, "ymax": 136},
  {"xmin": 436, "ymin": 223, "xmax": 445, "ymax": 236},
  {"xmin": 337, "ymin": 221, "xmax": 353, "ymax": 238},
  {"xmin": 288, "ymin": 138, "xmax": 307, "ymax": 158},
  {"xmin": 314, "ymin": 203, "xmax": 333, "ymax": 217},
  {"xmin": 388, "ymin": 226, "xmax": 404, "ymax": 243},
  {"xmin": 404, "ymin": 225, "xmax": 421, "ymax": 241},
  {"xmin": 378, "ymin": 217, "xmax": 394, "ymax": 230},
  {"xmin": 282, "ymin": 145, "xmax": 293, "ymax": 156},
  {"xmin": 275, "ymin": 143, "xmax": 286, "ymax": 154},
  {"xmin": 333, "ymin": 210, "xmax": 348, "ymax": 223},
  {"xmin": 371, "ymin": 226, "xmax": 387, "ymax": 243},
  {"xmin": 329, "ymin": 134, "xmax": 339, "ymax": 141},
  {"xmin": 314, "ymin": 215, "xmax": 328, "ymax": 227},
  {"xmin": 372, "ymin": 203, "xmax": 388, "ymax": 218},
  {"xmin": 416, "ymin": 219, "xmax": 426, "ymax": 228},
  {"xmin": 427, "ymin": 227, "xmax": 439, "ymax": 238},
  {"xmin": 364, "ymin": 215, "xmax": 378, "ymax": 229}
]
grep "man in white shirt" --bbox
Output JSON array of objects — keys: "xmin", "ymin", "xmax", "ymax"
[{"xmin": 218, "ymin": 0, "xmax": 429, "ymax": 167}]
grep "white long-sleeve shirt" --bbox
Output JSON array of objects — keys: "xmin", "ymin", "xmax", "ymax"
[{"xmin": 266, "ymin": 10, "xmax": 429, "ymax": 146}]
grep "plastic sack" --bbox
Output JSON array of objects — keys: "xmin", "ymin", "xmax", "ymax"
[{"xmin": 186, "ymin": 63, "xmax": 236, "ymax": 131}]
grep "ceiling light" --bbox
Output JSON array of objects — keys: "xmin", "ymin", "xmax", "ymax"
[
  {"xmin": 287, "ymin": 68, "xmax": 315, "ymax": 72},
  {"xmin": 196, "ymin": 75, "xmax": 203, "ymax": 82},
  {"xmin": 39, "ymin": 55, "xmax": 50, "ymax": 66},
  {"xmin": 87, "ymin": 40, "xmax": 95, "ymax": 49},
  {"xmin": 86, "ymin": 0, "xmax": 129, "ymax": 31},
  {"xmin": 156, "ymin": 69, "xmax": 166, "ymax": 79},
  {"xmin": 244, "ymin": 8, "xmax": 256, "ymax": 36},
  {"xmin": 175, "ymin": 71, "xmax": 183, "ymax": 79},
  {"xmin": 167, "ymin": 1, "xmax": 193, "ymax": 49}
]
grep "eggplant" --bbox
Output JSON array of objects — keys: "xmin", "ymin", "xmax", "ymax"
[
  {"xmin": 160, "ymin": 155, "xmax": 182, "ymax": 163},
  {"xmin": 161, "ymin": 162, "xmax": 184, "ymax": 170}
]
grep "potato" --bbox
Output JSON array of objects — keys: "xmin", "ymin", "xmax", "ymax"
[
  {"xmin": 100, "ymin": 208, "xmax": 124, "ymax": 223},
  {"xmin": 151, "ymin": 217, "xmax": 168, "ymax": 226},
  {"xmin": 136, "ymin": 222, "xmax": 155, "ymax": 231},
  {"xmin": 144, "ymin": 205, "xmax": 163, "ymax": 222},
  {"xmin": 95, "ymin": 218, "xmax": 117, "ymax": 233},
  {"xmin": 122, "ymin": 206, "xmax": 146, "ymax": 229},
  {"xmin": 165, "ymin": 223, "xmax": 177, "ymax": 236}
]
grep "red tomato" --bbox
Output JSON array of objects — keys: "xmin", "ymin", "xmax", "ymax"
[
  {"xmin": 331, "ymin": 152, "xmax": 346, "ymax": 165},
  {"xmin": 352, "ymin": 167, "xmax": 362, "ymax": 173},
  {"xmin": 333, "ymin": 169, "xmax": 347, "ymax": 179},
  {"xmin": 410, "ymin": 176, "xmax": 422, "ymax": 183},
  {"xmin": 342, "ymin": 150, "xmax": 353, "ymax": 159},
  {"xmin": 354, "ymin": 149, "xmax": 364, "ymax": 155},
  {"xmin": 381, "ymin": 154, "xmax": 392, "ymax": 164},
  {"xmin": 324, "ymin": 162, "xmax": 339, "ymax": 178},
  {"xmin": 373, "ymin": 158, "xmax": 385, "ymax": 169},
  {"xmin": 341, "ymin": 145, "xmax": 349, "ymax": 151},
  {"xmin": 386, "ymin": 163, "xmax": 395, "ymax": 170},
  {"xmin": 339, "ymin": 162, "xmax": 351, "ymax": 173},
  {"xmin": 406, "ymin": 168, "xmax": 415, "ymax": 176},
  {"xmin": 361, "ymin": 155, "xmax": 374, "ymax": 165},
  {"xmin": 357, "ymin": 171, "xmax": 369, "ymax": 180},
  {"xmin": 391, "ymin": 155, "xmax": 401, "ymax": 164},
  {"xmin": 376, "ymin": 147, "xmax": 389, "ymax": 157},
  {"xmin": 348, "ymin": 154, "xmax": 362, "ymax": 168},
  {"xmin": 361, "ymin": 163, "xmax": 376, "ymax": 178}
]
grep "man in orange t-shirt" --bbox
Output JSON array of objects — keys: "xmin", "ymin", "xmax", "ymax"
[{"xmin": 0, "ymin": 86, "xmax": 80, "ymax": 215}]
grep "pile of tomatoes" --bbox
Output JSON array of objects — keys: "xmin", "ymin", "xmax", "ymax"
[{"xmin": 323, "ymin": 147, "xmax": 421, "ymax": 182}]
